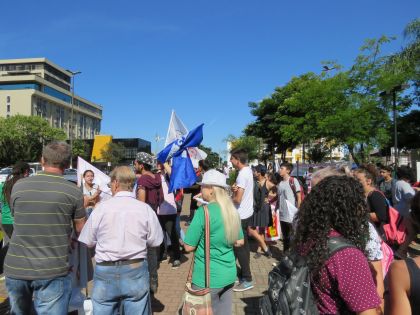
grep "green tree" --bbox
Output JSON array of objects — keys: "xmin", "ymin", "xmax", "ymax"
[
  {"xmin": 246, "ymin": 37, "xmax": 404, "ymax": 165},
  {"xmin": 388, "ymin": 18, "xmax": 420, "ymax": 107},
  {"xmin": 72, "ymin": 139, "xmax": 92, "ymax": 161},
  {"xmin": 198, "ymin": 145, "xmax": 221, "ymax": 168},
  {"xmin": 226, "ymin": 135, "xmax": 263, "ymax": 161},
  {"xmin": 100, "ymin": 142, "xmax": 125, "ymax": 166},
  {"xmin": 381, "ymin": 110, "xmax": 420, "ymax": 154},
  {"xmin": 0, "ymin": 115, "xmax": 66, "ymax": 167},
  {"xmin": 306, "ymin": 144, "xmax": 330, "ymax": 163}
]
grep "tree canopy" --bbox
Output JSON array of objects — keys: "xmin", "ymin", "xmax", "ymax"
[
  {"xmin": 100, "ymin": 142, "xmax": 125, "ymax": 166},
  {"xmin": 198, "ymin": 145, "xmax": 221, "ymax": 168},
  {"xmin": 0, "ymin": 115, "xmax": 66, "ymax": 167},
  {"xmin": 244, "ymin": 19, "xmax": 419, "ymax": 165}
]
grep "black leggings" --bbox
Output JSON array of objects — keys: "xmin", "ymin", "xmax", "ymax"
[{"xmin": 158, "ymin": 214, "xmax": 181, "ymax": 260}]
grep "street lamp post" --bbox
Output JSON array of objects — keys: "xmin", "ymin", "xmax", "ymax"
[
  {"xmin": 67, "ymin": 70, "xmax": 81, "ymax": 168},
  {"xmin": 379, "ymin": 84, "xmax": 409, "ymax": 167}
]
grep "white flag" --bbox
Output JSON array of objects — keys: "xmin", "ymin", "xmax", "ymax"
[
  {"xmin": 77, "ymin": 157, "xmax": 112, "ymax": 200},
  {"xmin": 187, "ymin": 147, "xmax": 208, "ymax": 168},
  {"xmin": 164, "ymin": 110, "xmax": 188, "ymax": 147},
  {"xmin": 164, "ymin": 111, "xmax": 207, "ymax": 168}
]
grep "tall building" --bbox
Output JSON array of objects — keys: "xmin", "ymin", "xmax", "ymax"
[{"xmin": 0, "ymin": 58, "xmax": 102, "ymax": 139}]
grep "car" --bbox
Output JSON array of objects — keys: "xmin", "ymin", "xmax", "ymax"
[
  {"xmin": 28, "ymin": 162, "xmax": 43, "ymax": 175},
  {"xmin": 0, "ymin": 167, "xmax": 12, "ymax": 184},
  {"xmin": 63, "ymin": 168, "xmax": 78, "ymax": 184}
]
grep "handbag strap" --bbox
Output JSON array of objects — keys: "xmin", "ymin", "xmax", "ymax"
[{"xmin": 186, "ymin": 205, "xmax": 211, "ymax": 288}]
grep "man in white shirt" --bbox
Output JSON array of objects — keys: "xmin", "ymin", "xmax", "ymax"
[
  {"xmin": 278, "ymin": 162, "xmax": 301, "ymax": 251},
  {"xmin": 230, "ymin": 148, "xmax": 254, "ymax": 292},
  {"xmin": 79, "ymin": 166, "xmax": 163, "ymax": 315}
]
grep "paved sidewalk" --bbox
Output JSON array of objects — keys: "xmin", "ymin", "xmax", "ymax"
[{"xmin": 0, "ymin": 194, "xmax": 283, "ymax": 314}]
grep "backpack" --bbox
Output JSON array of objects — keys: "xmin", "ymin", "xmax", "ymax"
[
  {"xmin": 289, "ymin": 177, "xmax": 305, "ymax": 206},
  {"xmin": 259, "ymin": 237, "xmax": 355, "ymax": 315},
  {"xmin": 383, "ymin": 203, "xmax": 407, "ymax": 245},
  {"xmin": 374, "ymin": 190, "xmax": 407, "ymax": 245}
]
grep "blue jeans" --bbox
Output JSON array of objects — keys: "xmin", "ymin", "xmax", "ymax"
[
  {"xmin": 6, "ymin": 274, "xmax": 72, "ymax": 315},
  {"xmin": 92, "ymin": 261, "xmax": 151, "ymax": 315}
]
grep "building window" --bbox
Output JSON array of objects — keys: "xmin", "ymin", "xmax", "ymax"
[
  {"xmin": 0, "ymin": 83, "xmax": 41, "ymax": 91},
  {"xmin": 6, "ymin": 96, "xmax": 10, "ymax": 103},
  {"xmin": 7, "ymin": 105, "xmax": 10, "ymax": 113}
]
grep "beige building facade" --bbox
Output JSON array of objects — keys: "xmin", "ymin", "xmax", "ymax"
[{"xmin": 0, "ymin": 58, "xmax": 102, "ymax": 139}]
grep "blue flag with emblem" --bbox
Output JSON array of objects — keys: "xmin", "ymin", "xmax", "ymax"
[{"xmin": 157, "ymin": 124, "xmax": 204, "ymax": 192}]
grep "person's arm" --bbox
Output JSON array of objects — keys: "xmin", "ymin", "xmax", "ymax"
[
  {"xmin": 357, "ymin": 309, "xmax": 382, "ymax": 315},
  {"xmin": 294, "ymin": 178, "xmax": 302, "ymax": 208},
  {"xmin": 78, "ymin": 213, "xmax": 97, "ymax": 248},
  {"xmin": 163, "ymin": 162, "xmax": 172, "ymax": 176},
  {"xmin": 184, "ymin": 244, "xmax": 196, "ymax": 252},
  {"xmin": 73, "ymin": 217, "xmax": 86, "ymax": 235},
  {"xmin": 368, "ymin": 260, "xmax": 384, "ymax": 313},
  {"xmin": 370, "ymin": 212, "xmax": 380, "ymax": 223},
  {"xmin": 296, "ymin": 191, "xmax": 302, "ymax": 208},
  {"xmin": 234, "ymin": 220, "xmax": 244, "ymax": 247},
  {"xmin": 233, "ymin": 187, "xmax": 244, "ymax": 206},
  {"xmin": 137, "ymin": 187, "xmax": 146, "ymax": 202},
  {"xmin": 73, "ymin": 192, "xmax": 87, "ymax": 235},
  {"xmin": 369, "ymin": 192, "xmax": 388, "ymax": 224},
  {"xmin": 385, "ymin": 261, "xmax": 411, "ymax": 315}
]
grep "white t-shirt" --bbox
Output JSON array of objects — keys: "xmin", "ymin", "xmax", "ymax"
[{"xmin": 235, "ymin": 166, "xmax": 254, "ymax": 219}]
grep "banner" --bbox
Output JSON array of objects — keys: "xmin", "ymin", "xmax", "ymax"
[{"xmin": 77, "ymin": 157, "xmax": 112, "ymax": 200}]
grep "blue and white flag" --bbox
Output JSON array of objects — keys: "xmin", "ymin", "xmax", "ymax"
[
  {"xmin": 164, "ymin": 111, "xmax": 207, "ymax": 167},
  {"xmin": 157, "ymin": 124, "xmax": 204, "ymax": 192}
]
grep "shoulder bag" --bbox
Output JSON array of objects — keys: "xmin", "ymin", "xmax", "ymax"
[{"xmin": 179, "ymin": 205, "xmax": 213, "ymax": 315}]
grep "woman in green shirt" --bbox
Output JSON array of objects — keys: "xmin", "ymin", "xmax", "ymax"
[
  {"xmin": 184, "ymin": 169, "xmax": 244, "ymax": 315},
  {"xmin": 0, "ymin": 161, "xmax": 30, "ymax": 238}
]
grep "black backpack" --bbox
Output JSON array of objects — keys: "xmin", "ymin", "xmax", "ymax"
[{"xmin": 259, "ymin": 237, "xmax": 355, "ymax": 315}]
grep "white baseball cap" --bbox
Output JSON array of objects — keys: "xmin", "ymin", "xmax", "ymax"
[{"xmin": 198, "ymin": 169, "xmax": 228, "ymax": 188}]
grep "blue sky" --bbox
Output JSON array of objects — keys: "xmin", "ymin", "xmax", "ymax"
[{"xmin": 1, "ymin": 1, "xmax": 418, "ymax": 157}]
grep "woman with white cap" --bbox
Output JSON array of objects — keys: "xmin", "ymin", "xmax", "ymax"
[{"xmin": 184, "ymin": 169, "xmax": 244, "ymax": 315}]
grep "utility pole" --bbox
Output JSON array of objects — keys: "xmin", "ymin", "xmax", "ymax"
[{"xmin": 67, "ymin": 70, "xmax": 81, "ymax": 168}]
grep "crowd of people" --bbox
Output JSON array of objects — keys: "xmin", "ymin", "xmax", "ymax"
[{"xmin": 0, "ymin": 141, "xmax": 419, "ymax": 314}]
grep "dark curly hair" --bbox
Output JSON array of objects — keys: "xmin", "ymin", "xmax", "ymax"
[{"xmin": 291, "ymin": 176, "xmax": 369, "ymax": 280}]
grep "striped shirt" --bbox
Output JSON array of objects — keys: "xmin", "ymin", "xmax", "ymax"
[{"xmin": 4, "ymin": 172, "xmax": 86, "ymax": 280}]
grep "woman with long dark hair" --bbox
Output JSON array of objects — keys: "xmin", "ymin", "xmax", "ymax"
[
  {"xmin": 0, "ymin": 161, "xmax": 30, "ymax": 238},
  {"xmin": 292, "ymin": 176, "xmax": 381, "ymax": 314}
]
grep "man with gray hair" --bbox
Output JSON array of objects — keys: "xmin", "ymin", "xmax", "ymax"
[
  {"xmin": 79, "ymin": 166, "xmax": 163, "ymax": 314},
  {"xmin": 4, "ymin": 141, "xmax": 86, "ymax": 315}
]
